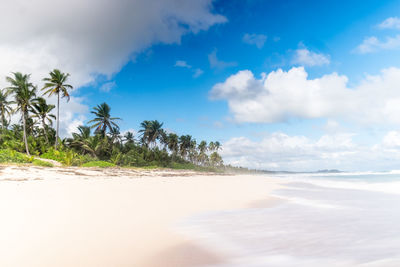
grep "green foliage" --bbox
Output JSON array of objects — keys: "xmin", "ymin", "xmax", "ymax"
[
  {"xmin": 82, "ymin": 161, "xmax": 115, "ymax": 168},
  {"xmin": 32, "ymin": 159, "xmax": 53, "ymax": 167},
  {"xmin": 0, "ymin": 73, "xmax": 226, "ymax": 172},
  {"xmin": 0, "ymin": 149, "xmax": 31, "ymax": 163},
  {"xmin": 41, "ymin": 148, "xmax": 95, "ymax": 166},
  {"xmin": 168, "ymin": 161, "xmax": 222, "ymax": 172}
]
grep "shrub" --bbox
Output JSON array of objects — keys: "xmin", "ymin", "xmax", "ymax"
[
  {"xmin": 41, "ymin": 148, "xmax": 95, "ymax": 166},
  {"xmin": 0, "ymin": 149, "xmax": 31, "ymax": 163},
  {"xmin": 32, "ymin": 159, "xmax": 53, "ymax": 167},
  {"xmin": 82, "ymin": 161, "xmax": 115, "ymax": 168}
]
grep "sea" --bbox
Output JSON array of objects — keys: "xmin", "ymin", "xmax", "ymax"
[{"xmin": 178, "ymin": 172, "xmax": 400, "ymax": 267}]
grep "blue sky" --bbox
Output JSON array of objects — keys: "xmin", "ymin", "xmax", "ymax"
[{"xmin": 3, "ymin": 0, "xmax": 400, "ymax": 171}]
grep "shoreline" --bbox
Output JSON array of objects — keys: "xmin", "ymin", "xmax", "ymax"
[{"xmin": 0, "ymin": 165, "xmax": 282, "ymax": 267}]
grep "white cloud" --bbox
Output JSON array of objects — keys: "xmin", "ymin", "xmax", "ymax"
[
  {"xmin": 382, "ymin": 131, "xmax": 400, "ymax": 148},
  {"xmin": 53, "ymin": 96, "xmax": 88, "ymax": 137},
  {"xmin": 208, "ymin": 49, "xmax": 238, "ymax": 70},
  {"xmin": 175, "ymin": 60, "xmax": 203, "ymax": 78},
  {"xmin": 0, "ymin": 0, "xmax": 225, "ymax": 137},
  {"xmin": 292, "ymin": 48, "xmax": 330, "ymax": 66},
  {"xmin": 99, "ymin": 81, "xmax": 116, "ymax": 92},
  {"xmin": 193, "ymin": 68, "xmax": 204, "ymax": 78},
  {"xmin": 120, "ymin": 128, "xmax": 137, "ymax": 138},
  {"xmin": 355, "ymin": 35, "xmax": 400, "ymax": 53},
  {"xmin": 222, "ymin": 131, "xmax": 400, "ymax": 171},
  {"xmin": 242, "ymin": 33, "xmax": 267, "ymax": 49},
  {"xmin": 210, "ymin": 66, "xmax": 400, "ymax": 126},
  {"xmin": 221, "ymin": 132, "xmax": 359, "ymax": 171},
  {"xmin": 175, "ymin": 60, "xmax": 192, "ymax": 68},
  {"xmin": 323, "ymin": 120, "xmax": 341, "ymax": 133},
  {"xmin": 378, "ymin": 17, "xmax": 400, "ymax": 30},
  {"xmin": 0, "ymin": 0, "xmax": 225, "ymax": 88}
]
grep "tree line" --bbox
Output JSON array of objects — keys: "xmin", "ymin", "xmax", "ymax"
[{"xmin": 0, "ymin": 69, "xmax": 223, "ymax": 168}]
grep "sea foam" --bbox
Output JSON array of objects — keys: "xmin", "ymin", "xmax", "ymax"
[{"xmin": 178, "ymin": 173, "xmax": 400, "ymax": 266}]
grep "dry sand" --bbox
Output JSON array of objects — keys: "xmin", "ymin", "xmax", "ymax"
[{"xmin": 0, "ymin": 165, "xmax": 281, "ymax": 267}]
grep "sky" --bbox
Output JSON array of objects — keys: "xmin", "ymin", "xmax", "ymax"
[{"xmin": 3, "ymin": 0, "xmax": 400, "ymax": 171}]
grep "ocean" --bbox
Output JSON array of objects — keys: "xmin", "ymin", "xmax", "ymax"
[{"xmin": 178, "ymin": 172, "xmax": 400, "ymax": 267}]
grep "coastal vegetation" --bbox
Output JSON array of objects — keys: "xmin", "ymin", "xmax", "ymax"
[{"xmin": 0, "ymin": 70, "xmax": 224, "ymax": 170}]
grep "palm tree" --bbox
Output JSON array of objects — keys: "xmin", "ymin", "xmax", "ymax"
[
  {"xmin": 208, "ymin": 141, "xmax": 221, "ymax": 152},
  {"xmin": 6, "ymin": 72, "xmax": 37, "ymax": 155},
  {"xmin": 138, "ymin": 120, "xmax": 164, "ymax": 148},
  {"xmin": 167, "ymin": 133, "xmax": 179, "ymax": 155},
  {"xmin": 42, "ymin": 69, "xmax": 73, "ymax": 149},
  {"xmin": 0, "ymin": 89, "xmax": 14, "ymax": 130},
  {"xmin": 88, "ymin": 102, "xmax": 120, "ymax": 137},
  {"xmin": 31, "ymin": 97, "xmax": 56, "ymax": 144},
  {"xmin": 109, "ymin": 126, "xmax": 122, "ymax": 144},
  {"xmin": 123, "ymin": 131, "xmax": 135, "ymax": 145},
  {"xmin": 159, "ymin": 129, "xmax": 169, "ymax": 151},
  {"xmin": 179, "ymin": 134, "xmax": 193, "ymax": 159},
  {"xmin": 68, "ymin": 125, "xmax": 92, "ymax": 154},
  {"xmin": 197, "ymin": 140, "xmax": 208, "ymax": 165},
  {"xmin": 198, "ymin": 141, "xmax": 208, "ymax": 153},
  {"xmin": 214, "ymin": 141, "xmax": 221, "ymax": 151}
]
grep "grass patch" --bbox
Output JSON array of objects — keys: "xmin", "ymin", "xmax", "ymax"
[
  {"xmin": 82, "ymin": 161, "xmax": 115, "ymax": 168},
  {"xmin": 0, "ymin": 149, "xmax": 32, "ymax": 163},
  {"xmin": 32, "ymin": 159, "xmax": 53, "ymax": 167},
  {"xmin": 168, "ymin": 162, "xmax": 221, "ymax": 172}
]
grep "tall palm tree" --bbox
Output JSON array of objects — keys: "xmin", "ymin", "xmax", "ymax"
[
  {"xmin": 198, "ymin": 140, "xmax": 208, "ymax": 154},
  {"xmin": 31, "ymin": 97, "xmax": 56, "ymax": 144},
  {"xmin": 6, "ymin": 72, "xmax": 37, "ymax": 155},
  {"xmin": 167, "ymin": 133, "xmax": 179, "ymax": 155},
  {"xmin": 179, "ymin": 134, "xmax": 193, "ymax": 159},
  {"xmin": 42, "ymin": 69, "xmax": 73, "ymax": 149},
  {"xmin": 0, "ymin": 89, "xmax": 14, "ymax": 130},
  {"xmin": 88, "ymin": 102, "xmax": 120, "ymax": 137},
  {"xmin": 138, "ymin": 120, "xmax": 164, "ymax": 148}
]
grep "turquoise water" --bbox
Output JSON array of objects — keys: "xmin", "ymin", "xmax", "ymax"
[{"xmin": 178, "ymin": 173, "xmax": 400, "ymax": 267}]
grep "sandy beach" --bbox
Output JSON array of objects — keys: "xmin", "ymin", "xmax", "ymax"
[{"xmin": 0, "ymin": 166, "xmax": 281, "ymax": 267}]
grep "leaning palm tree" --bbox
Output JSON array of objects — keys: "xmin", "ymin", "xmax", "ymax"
[
  {"xmin": 88, "ymin": 102, "xmax": 120, "ymax": 137},
  {"xmin": 0, "ymin": 88, "xmax": 14, "ymax": 130},
  {"xmin": 42, "ymin": 69, "xmax": 73, "ymax": 149},
  {"xmin": 31, "ymin": 97, "xmax": 56, "ymax": 144},
  {"xmin": 6, "ymin": 72, "xmax": 37, "ymax": 155}
]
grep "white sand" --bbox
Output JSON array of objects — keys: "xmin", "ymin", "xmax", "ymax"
[{"xmin": 0, "ymin": 166, "xmax": 281, "ymax": 267}]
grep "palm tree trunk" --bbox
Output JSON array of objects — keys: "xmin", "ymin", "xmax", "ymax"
[
  {"xmin": 42, "ymin": 118, "xmax": 49, "ymax": 144},
  {"xmin": 22, "ymin": 111, "xmax": 30, "ymax": 156},
  {"xmin": 1, "ymin": 113, "xmax": 5, "ymax": 131},
  {"xmin": 55, "ymin": 92, "xmax": 60, "ymax": 150}
]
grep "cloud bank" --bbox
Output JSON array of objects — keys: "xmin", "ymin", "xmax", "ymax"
[
  {"xmin": 210, "ymin": 66, "xmax": 400, "ymax": 125},
  {"xmin": 221, "ymin": 131, "xmax": 400, "ymax": 171},
  {"xmin": 0, "ymin": 0, "xmax": 225, "ymax": 87},
  {"xmin": 0, "ymin": 0, "xmax": 225, "ymax": 136}
]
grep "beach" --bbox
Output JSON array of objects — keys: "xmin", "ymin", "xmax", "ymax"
[{"xmin": 0, "ymin": 166, "xmax": 281, "ymax": 267}]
